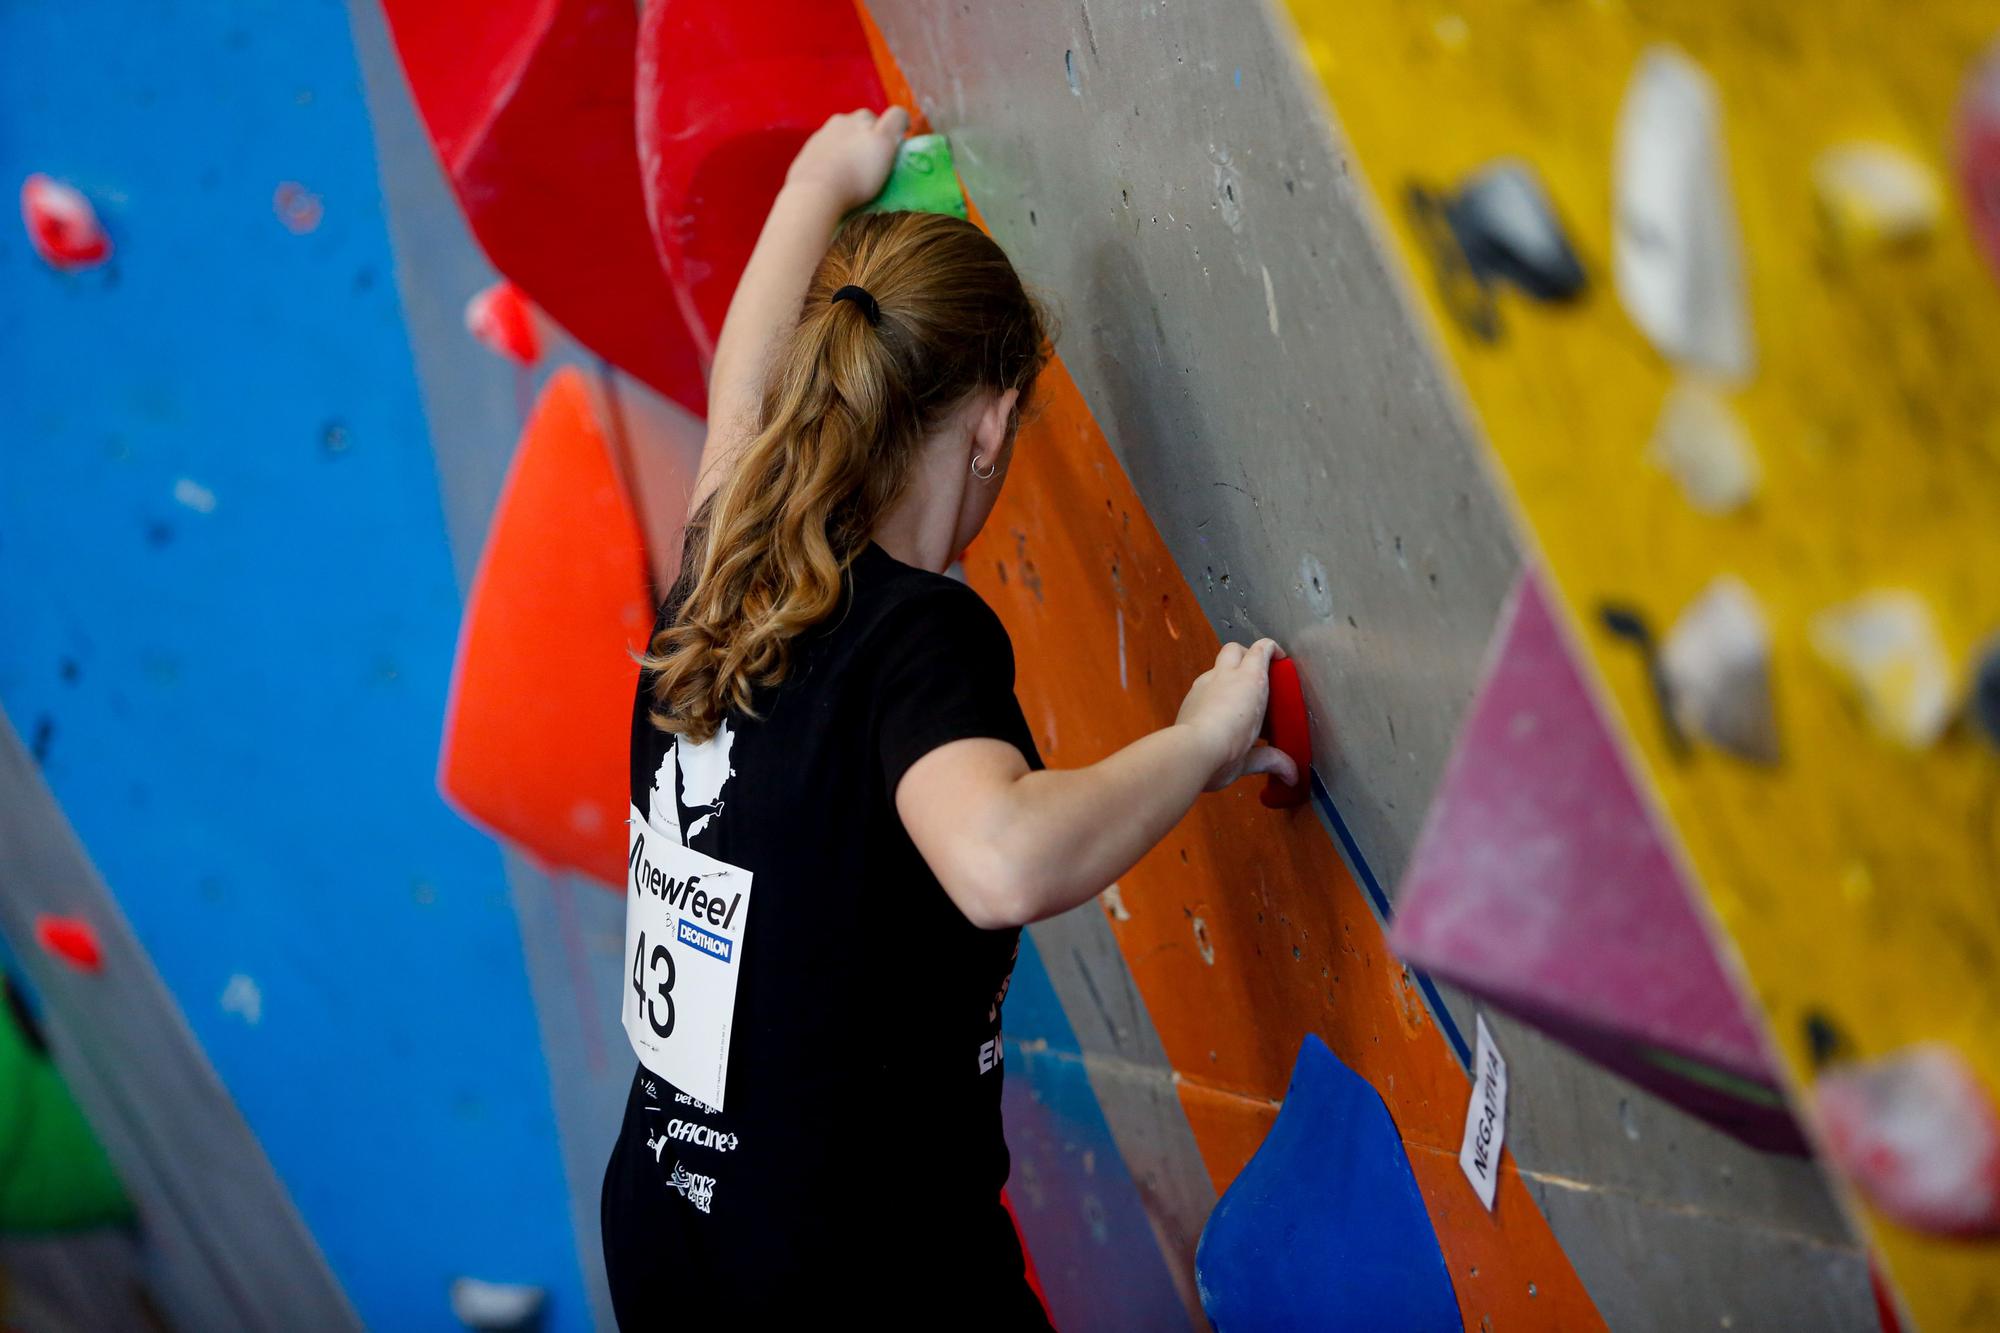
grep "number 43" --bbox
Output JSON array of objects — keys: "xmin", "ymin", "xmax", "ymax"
[{"xmin": 631, "ymin": 930, "xmax": 676, "ymax": 1039}]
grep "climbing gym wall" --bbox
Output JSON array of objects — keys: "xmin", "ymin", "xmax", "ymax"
[
  {"xmin": 3, "ymin": 2, "xmax": 591, "ymax": 1328},
  {"xmin": 1271, "ymin": 4, "xmax": 2000, "ymax": 1327},
  {"xmin": 866, "ymin": 0, "xmax": 2000, "ymax": 1328}
]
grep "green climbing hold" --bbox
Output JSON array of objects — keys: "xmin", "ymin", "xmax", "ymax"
[
  {"xmin": 0, "ymin": 975, "xmax": 131, "ymax": 1233},
  {"xmin": 857, "ymin": 134, "xmax": 967, "ymax": 220}
]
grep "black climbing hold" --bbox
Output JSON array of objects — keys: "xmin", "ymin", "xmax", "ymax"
[
  {"xmin": 1598, "ymin": 602, "xmax": 1689, "ymax": 758},
  {"xmin": 3, "ymin": 973, "xmax": 49, "ymax": 1058},
  {"xmin": 1803, "ymin": 1010, "xmax": 1852, "ymax": 1071},
  {"xmin": 1406, "ymin": 160, "xmax": 1587, "ymax": 342},
  {"xmin": 1406, "ymin": 183, "xmax": 1499, "ymax": 342},
  {"xmin": 29, "ymin": 715, "xmax": 54, "ymax": 764},
  {"xmin": 1972, "ymin": 639, "xmax": 2000, "ymax": 746},
  {"xmin": 1447, "ymin": 160, "xmax": 1588, "ymax": 302}
]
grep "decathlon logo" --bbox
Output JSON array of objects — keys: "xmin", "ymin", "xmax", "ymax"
[
  {"xmin": 663, "ymin": 1117, "xmax": 740, "ymax": 1153},
  {"xmin": 677, "ymin": 916, "xmax": 733, "ymax": 963}
]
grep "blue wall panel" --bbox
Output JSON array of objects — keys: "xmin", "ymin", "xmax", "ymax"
[
  {"xmin": 0, "ymin": 3, "xmax": 589, "ymax": 1327},
  {"xmin": 1002, "ymin": 933, "xmax": 1189, "ymax": 1331}
]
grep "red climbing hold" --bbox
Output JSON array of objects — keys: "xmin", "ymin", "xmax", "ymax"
[
  {"xmin": 272, "ymin": 181, "xmax": 324, "ymax": 234},
  {"xmin": 380, "ymin": 0, "xmax": 707, "ymax": 412},
  {"xmin": 21, "ymin": 175, "xmax": 109, "ymax": 270},
  {"xmin": 439, "ymin": 368, "xmax": 659, "ymax": 889},
  {"xmin": 1958, "ymin": 40, "xmax": 2000, "ymax": 286},
  {"xmin": 1816, "ymin": 1043, "xmax": 2000, "ymax": 1237},
  {"xmin": 1869, "ymin": 1257, "xmax": 1905, "ymax": 1333},
  {"xmin": 34, "ymin": 914, "xmax": 103, "ymax": 974},
  {"xmin": 1260, "ymin": 655, "xmax": 1311, "ymax": 809},
  {"xmin": 636, "ymin": 0, "xmax": 889, "ymax": 358},
  {"xmin": 465, "ymin": 280, "xmax": 543, "ymax": 365}
]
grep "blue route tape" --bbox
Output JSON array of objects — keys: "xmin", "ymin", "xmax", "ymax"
[{"xmin": 1308, "ymin": 773, "xmax": 1474, "ymax": 1071}]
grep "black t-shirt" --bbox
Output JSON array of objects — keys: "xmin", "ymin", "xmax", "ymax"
[{"xmin": 601, "ymin": 540, "xmax": 1051, "ymax": 1329}]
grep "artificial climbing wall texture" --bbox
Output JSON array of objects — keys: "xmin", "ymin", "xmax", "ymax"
[
  {"xmin": 970, "ymin": 351, "xmax": 1606, "ymax": 1331},
  {"xmin": 1, "ymin": 4, "xmax": 592, "ymax": 1327},
  {"xmin": 864, "ymin": 2, "xmax": 1875, "ymax": 1329},
  {"xmin": 866, "ymin": 30, "xmax": 1598, "ymax": 1326},
  {"xmin": 1274, "ymin": 2, "xmax": 2000, "ymax": 1324}
]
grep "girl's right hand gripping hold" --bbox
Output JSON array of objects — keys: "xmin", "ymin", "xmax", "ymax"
[
  {"xmin": 898, "ymin": 637, "xmax": 1301, "ymax": 930},
  {"xmin": 1177, "ymin": 639, "xmax": 1299, "ymax": 792}
]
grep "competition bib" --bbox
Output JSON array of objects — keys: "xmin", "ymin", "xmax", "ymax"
[{"xmin": 623, "ymin": 804, "xmax": 753, "ymax": 1110}]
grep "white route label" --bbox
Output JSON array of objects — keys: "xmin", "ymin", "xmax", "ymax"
[
  {"xmin": 623, "ymin": 805, "xmax": 753, "ymax": 1111},
  {"xmin": 1458, "ymin": 1013, "xmax": 1509, "ymax": 1211}
]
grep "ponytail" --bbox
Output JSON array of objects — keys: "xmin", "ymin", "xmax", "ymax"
[{"xmin": 644, "ymin": 211, "xmax": 1050, "ymax": 741}]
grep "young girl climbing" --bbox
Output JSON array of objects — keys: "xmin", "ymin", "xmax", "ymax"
[{"xmin": 601, "ymin": 105, "xmax": 1296, "ymax": 1328}]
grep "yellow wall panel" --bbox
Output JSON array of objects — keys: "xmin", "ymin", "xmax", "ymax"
[{"xmin": 1273, "ymin": 0, "xmax": 2000, "ymax": 1323}]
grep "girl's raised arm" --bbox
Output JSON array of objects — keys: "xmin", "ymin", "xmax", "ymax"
[{"xmin": 688, "ymin": 106, "xmax": 910, "ymax": 519}]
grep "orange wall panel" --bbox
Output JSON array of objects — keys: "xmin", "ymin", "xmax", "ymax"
[{"xmin": 965, "ymin": 355, "xmax": 1602, "ymax": 1329}]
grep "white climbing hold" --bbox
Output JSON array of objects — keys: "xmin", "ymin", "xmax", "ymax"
[
  {"xmin": 220, "ymin": 973, "xmax": 262, "ymax": 1026},
  {"xmin": 173, "ymin": 477, "xmax": 218, "ymax": 515},
  {"xmin": 1648, "ymin": 379, "xmax": 1760, "ymax": 514},
  {"xmin": 1813, "ymin": 141, "xmax": 1940, "ymax": 254},
  {"xmin": 450, "ymin": 1278, "xmax": 547, "ymax": 1331},
  {"xmin": 1613, "ymin": 46, "xmax": 1754, "ymax": 380},
  {"xmin": 1661, "ymin": 576, "xmax": 1779, "ymax": 763},
  {"xmin": 1100, "ymin": 882, "xmax": 1133, "ymax": 922},
  {"xmin": 1811, "ymin": 591, "xmax": 1956, "ymax": 748},
  {"xmin": 1816, "ymin": 1043, "xmax": 2000, "ymax": 1237}
]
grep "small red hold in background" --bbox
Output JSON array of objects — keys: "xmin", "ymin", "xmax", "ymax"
[
  {"xmin": 273, "ymin": 181, "xmax": 323, "ymax": 234},
  {"xmin": 1959, "ymin": 40, "xmax": 2000, "ymax": 285},
  {"xmin": 34, "ymin": 914, "xmax": 103, "ymax": 974},
  {"xmin": 465, "ymin": 280, "xmax": 543, "ymax": 365},
  {"xmin": 1816, "ymin": 1042, "xmax": 2000, "ymax": 1237},
  {"xmin": 21, "ymin": 174, "xmax": 110, "ymax": 270}
]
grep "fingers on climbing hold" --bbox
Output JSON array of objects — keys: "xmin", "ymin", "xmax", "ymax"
[
  {"xmin": 1814, "ymin": 1043, "xmax": 2000, "ymax": 1237},
  {"xmin": 21, "ymin": 174, "xmax": 110, "ymax": 270},
  {"xmin": 34, "ymin": 914, "xmax": 103, "ymax": 974},
  {"xmin": 857, "ymin": 134, "xmax": 968, "ymax": 220},
  {"xmin": 465, "ymin": 280, "xmax": 544, "ymax": 365}
]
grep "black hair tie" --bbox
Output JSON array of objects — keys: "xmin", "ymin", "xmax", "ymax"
[{"xmin": 830, "ymin": 284, "xmax": 881, "ymax": 326}]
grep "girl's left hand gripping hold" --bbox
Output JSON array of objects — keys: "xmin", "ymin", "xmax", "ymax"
[
  {"xmin": 786, "ymin": 106, "xmax": 912, "ymax": 212},
  {"xmin": 694, "ymin": 105, "xmax": 912, "ymax": 511}
]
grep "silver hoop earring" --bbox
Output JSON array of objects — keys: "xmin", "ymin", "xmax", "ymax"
[{"xmin": 971, "ymin": 456, "xmax": 997, "ymax": 481}]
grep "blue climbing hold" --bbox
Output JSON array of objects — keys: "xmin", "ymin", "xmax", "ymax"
[{"xmin": 1195, "ymin": 1034, "xmax": 1461, "ymax": 1332}]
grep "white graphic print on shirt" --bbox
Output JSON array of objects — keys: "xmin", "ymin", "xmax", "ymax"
[
  {"xmin": 668, "ymin": 1161, "xmax": 715, "ymax": 1214},
  {"xmin": 647, "ymin": 722, "xmax": 737, "ymax": 845},
  {"xmin": 626, "ymin": 718, "xmax": 755, "ymax": 1112}
]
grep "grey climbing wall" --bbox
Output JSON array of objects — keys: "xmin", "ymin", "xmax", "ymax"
[
  {"xmin": 864, "ymin": 1, "xmax": 1873, "ymax": 1327},
  {"xmin": 0, "ymin": 714, "xmax": 361, "ymax": 1332}
]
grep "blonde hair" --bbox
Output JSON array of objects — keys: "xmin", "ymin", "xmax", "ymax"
[{"xmin": 644, "ymin": 211, "xmax": 1051, "ymax": 741}]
